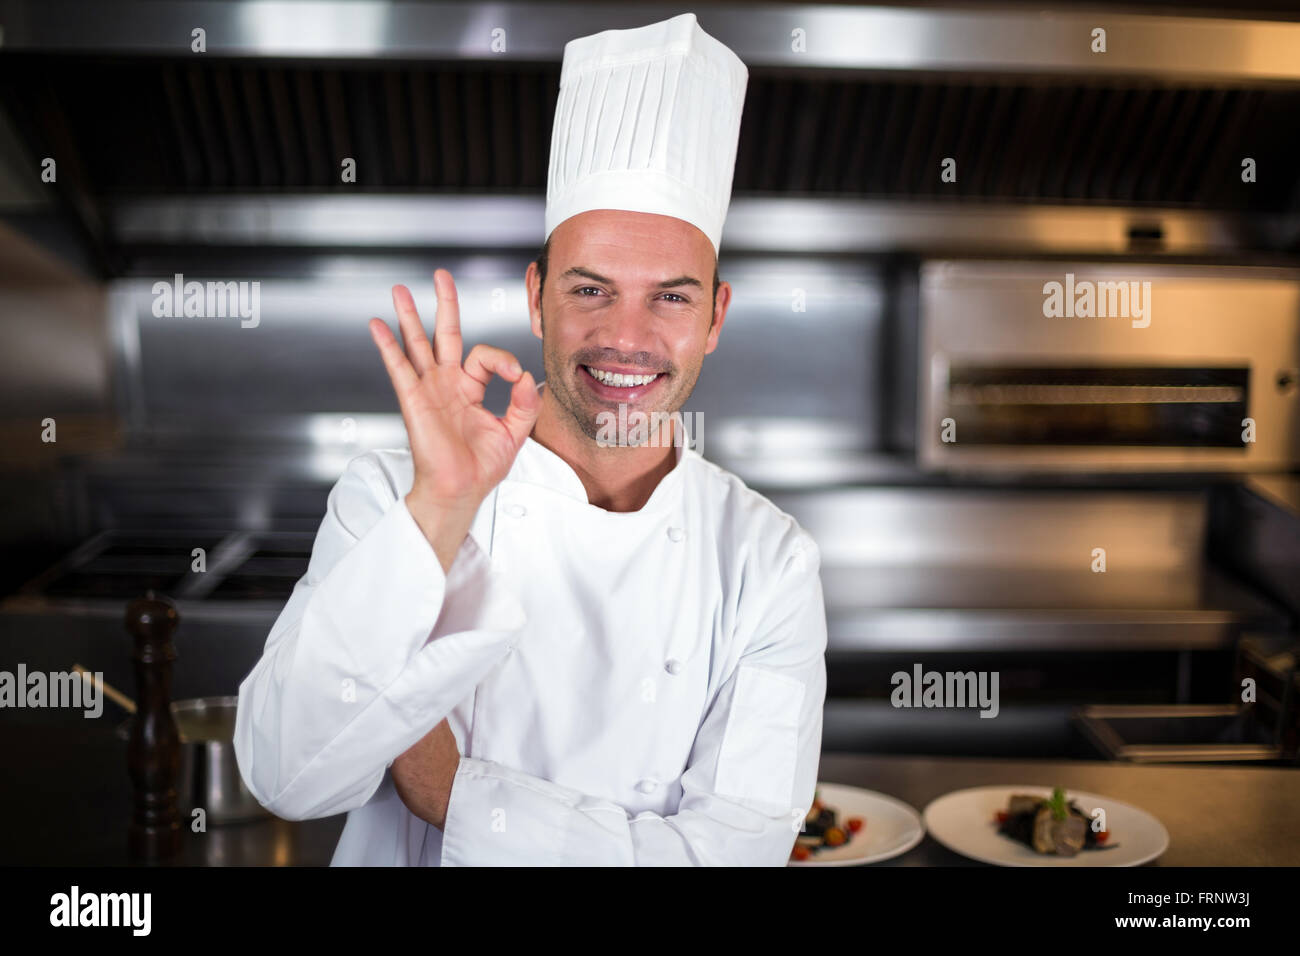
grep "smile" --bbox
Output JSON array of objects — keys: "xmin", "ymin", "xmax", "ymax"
[{"xmin": 583, "ymin": 366, "xmax": 663, "ymax": 388}]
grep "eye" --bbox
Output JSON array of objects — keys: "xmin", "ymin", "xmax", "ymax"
[
  {"xmin": 574, "ymin": 286, "xmax": 605, "ymax": 297},
  {"xmin": 660, "ymin": 292, "xmax": 688, "ymax": 303}
]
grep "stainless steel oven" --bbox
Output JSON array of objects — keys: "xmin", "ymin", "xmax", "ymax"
[{"xmin": 918, "ymin": 261, "xmax": 1300, "ymax": 473}]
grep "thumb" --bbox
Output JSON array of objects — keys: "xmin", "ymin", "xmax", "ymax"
[{"xmin": 501, "ymin": 371, "xmax": 541, "ymax": 450}]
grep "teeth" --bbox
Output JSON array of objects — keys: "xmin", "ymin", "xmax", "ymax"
[{"xmin": 586, "ymin": 366, "xmax": 660, "ymax": 387}]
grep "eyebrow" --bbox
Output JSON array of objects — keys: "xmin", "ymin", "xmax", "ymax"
[{"xmin": 561, "ymin": 266, "xmax": 703, "ymax": 290}]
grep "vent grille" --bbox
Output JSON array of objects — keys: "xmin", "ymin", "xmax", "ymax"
[
  {"xmin": 1, "ymin": 56, "xmax": 1297, "ymax": 212},
  {"xmin": 736, "ymin": 75, "xmax": 1298, "ymax": 211}
]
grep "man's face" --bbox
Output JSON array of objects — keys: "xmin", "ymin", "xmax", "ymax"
[{"xmin": 526, "ymin": 209, "xmax": 730, "ymax": 445}]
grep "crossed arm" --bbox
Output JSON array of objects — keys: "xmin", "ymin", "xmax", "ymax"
[{"xmin": 390, "ymin": 717, "xmax": 459, "ymax": 830}]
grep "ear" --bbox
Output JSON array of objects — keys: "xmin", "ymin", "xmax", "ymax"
[
  {"xmin": 703, "ymin": 280, "xmax": 731, "ymax": 355},
  {"xmin": 525, "ymin": 261, "xmax": 544, "ymax": 340}
]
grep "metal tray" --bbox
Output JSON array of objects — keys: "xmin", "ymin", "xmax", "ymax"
[{"xmin": 1075, "ymin": 704, "xmax": 1282, "ymax": 763}]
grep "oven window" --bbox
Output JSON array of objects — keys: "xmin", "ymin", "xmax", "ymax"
[{"xmin": 945, "ymin": 366, "xmax": 1250, "ymax": 447}]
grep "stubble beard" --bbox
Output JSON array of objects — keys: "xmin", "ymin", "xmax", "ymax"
[{"xmin": 538, "ymin": 302, "xmax": 703, "ymax": 447}]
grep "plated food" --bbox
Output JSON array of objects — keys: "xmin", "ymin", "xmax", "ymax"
[
  {"xmin": 923, "ymin": 785, "xmax": 1168, "ymax": 867},
  {"xmin": 787, "ymin": 783, "xmax": 926, "ymax": 867},
  {"xmin": 791, "ymin": 788, "xmax": 866, "ymax": 861},
  {"xmin": 994, "ymin": 787, "xmax": 1112, "ymax": 857}
]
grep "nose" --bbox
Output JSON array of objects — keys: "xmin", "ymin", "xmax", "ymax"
[{"xmin": 600, "ymin": 297, "xmax": 657, "ymax": 358}]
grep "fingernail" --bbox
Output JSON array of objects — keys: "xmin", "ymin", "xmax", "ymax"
[{"xmin": 511, "ymin": 363, "xmax": 522, "ymax": 375}]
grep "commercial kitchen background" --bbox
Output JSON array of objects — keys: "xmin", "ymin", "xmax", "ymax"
[{"xmin": 0, "ymin": 0, "xmax": 1297, "ymax": 863}]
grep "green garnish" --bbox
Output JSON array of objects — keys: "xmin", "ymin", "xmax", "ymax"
[{"xmin": 1047, "ymin": 787, "xmax": 1068, "ymax": 821}]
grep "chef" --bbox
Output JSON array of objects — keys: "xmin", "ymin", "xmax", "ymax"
[{"xmin": 234, "ymin": 11, "xmax": 828, "ymax": 866}]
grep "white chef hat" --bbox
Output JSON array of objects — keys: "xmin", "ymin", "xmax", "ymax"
[{"xmin": 544, "ymin": 12, "xmax": 749, "ymax": 256}]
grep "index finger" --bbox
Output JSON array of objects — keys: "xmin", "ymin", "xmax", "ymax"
[{"xmin": 432, "ymin": 268, "xmax": 463, "ymax": 367}]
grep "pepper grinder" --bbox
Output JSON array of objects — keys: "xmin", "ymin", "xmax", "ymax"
[{"xmin": 125, "ymin": 590, "xmax": 182, "ymax": 860}]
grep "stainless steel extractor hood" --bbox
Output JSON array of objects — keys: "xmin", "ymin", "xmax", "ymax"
[{"xmin": 1, "ymin": 1, "xmax": 1299, "ymax": 270}]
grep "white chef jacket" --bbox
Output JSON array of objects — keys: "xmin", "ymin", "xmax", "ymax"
[{"xmin": 234, "ymin": 419, "xmax": 828, "ymax": 866}]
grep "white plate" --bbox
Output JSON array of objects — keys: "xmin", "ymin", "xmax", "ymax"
[
  {"xmin": 923, "ymin": 785, "xmax": 1169, "ymax": 867},
  {"xmin": 787, "ymin": 783, "xmax": 925, "ymax": 866}
]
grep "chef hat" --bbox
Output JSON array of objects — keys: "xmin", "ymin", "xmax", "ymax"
[{"xmin": 544, "ymin": 12, "xmax": 749, "ymax": 256}]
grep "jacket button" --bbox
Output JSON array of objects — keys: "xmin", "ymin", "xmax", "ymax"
[
  {"xmin": 664, "ymin": 658, "xmax": 682, "ymax": 675},
  {"xmin": 667, "ymin": 526, "xmax": 684, "ymax": 542},
  {"xmin": 504, "ymin": 503, "xmax": 526, "ymax": 518},
  {"xmin": 635, "ymin": 778, "xmax": 659, "ymax": 794}
]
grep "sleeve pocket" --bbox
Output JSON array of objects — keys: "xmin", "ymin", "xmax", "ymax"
[{"xmin": 714, "ymin": 665, "xmax": 806, "ymax": 809}]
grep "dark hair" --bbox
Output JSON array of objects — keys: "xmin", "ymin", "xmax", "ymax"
[{"xmin": 536, "ymin": 236, "xmax": 720, "ymax": 308}]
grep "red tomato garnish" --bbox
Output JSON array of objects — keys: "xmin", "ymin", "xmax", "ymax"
[
  {"xmin": 847, "ymin": 817, "xmax": 864, "ymax": 832},
  {"xmin": 1095, "ymin": 830, "xmax": 1109, "ymax": 844},
  {"xmin": 791, "ymin": 845, "xmax": 811, "ymax": 861}
]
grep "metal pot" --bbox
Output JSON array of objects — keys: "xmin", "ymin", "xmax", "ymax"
[{"xmin": 117, "ymin": 696, "xmax": 270, "ymax": 825}]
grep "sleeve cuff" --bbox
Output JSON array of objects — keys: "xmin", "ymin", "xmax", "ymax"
[
  {"xmin": 431, "ymin": 520, "xmax": 529, "ymax": 650},
  {"xmin": 439, "ymin": 758, "xmax": 632, "ymax": 866},
  {"xmin": 378, "ymin": 502, "xmax": 529, "ymax": 725}
]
